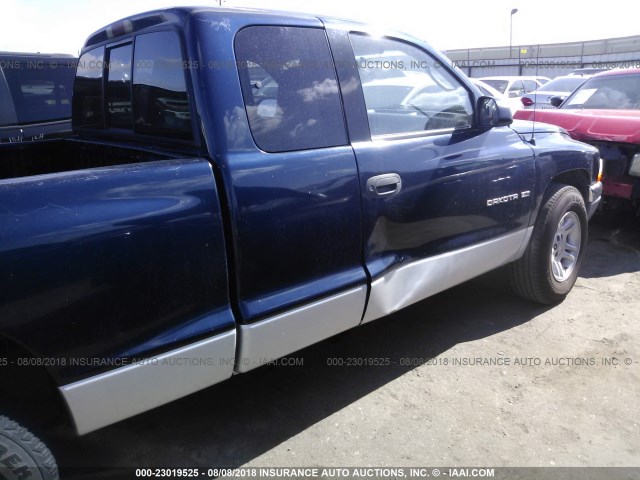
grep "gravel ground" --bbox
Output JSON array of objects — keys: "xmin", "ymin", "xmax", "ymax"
[{"xmin": 50, "ymin": 211, "xmax": 640, "ymax": 477}]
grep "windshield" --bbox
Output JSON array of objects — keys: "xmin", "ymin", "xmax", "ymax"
[
  {"xmin": 562, "ymin": 73, "xmax": 640, "ymax": 110},
  {"xmin": 480, "ymin": 79, "xmax": 508, "ymax": 94},
  {"xmin": 538, "ymin": 76, "xmax": 585, "ymax": 93}
]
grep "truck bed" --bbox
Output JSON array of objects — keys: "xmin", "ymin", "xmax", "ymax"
[{"xmin": 0, "ymin": 138, "xmax": 177, "ymax": 180}]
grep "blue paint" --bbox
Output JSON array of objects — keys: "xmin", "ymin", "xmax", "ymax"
[{"xmin": 0, "ymin": 7, "xmax": 601, "ymax": 388}]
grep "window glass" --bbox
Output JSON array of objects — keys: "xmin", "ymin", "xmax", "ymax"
[
  {"xmin": 73, "ymin": 47, "xmax": 104, "ymax": 128},
  {"xmin": 538, "ymin": 76, "xmax": 584, "ymax": 93},
  {"xmin": 3, "ymin": 58, "xmax": 75, "ymax": 126},
  {"xmin": 481, "ymin": 79, "xmax": 508, "ymax": 94},
  {"xmin": 475, "ymin": 84, "xmax": 493, "ymax": 97},
  {"xmin": 0, "ymin": 69, "xmax": 18, "ymax": 127},
  {"xmin": 106, "ymin": 44, "xmax": 132, "ymax": 129},
  {"xmin": 350, "ymin": 34, "xmax": 472, "ymax": 136},
  {"xmin": 508, "ymin": 80, "xmax": 525, "ymax": 96},
  {"xmin": 235, "ymin": 26, "xmax": 347, "ymax": 152},
  {"xmin": 563, "ymin": 74, "xmax": 640, "ymax": 110},
  {"xmin": 133, "ymin": 31, "xmax": 192, "ymax": 140},
  {"xmin": 523, "ymin": 80, "xmax": 539, "ymax": 93}
]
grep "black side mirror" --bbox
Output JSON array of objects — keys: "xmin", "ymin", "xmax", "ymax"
[
  {"xmin": 549, "ymin": 96, "xmax": 565, "ymax": 108},
  {"xmin": 477, "ymin": 96, "xmax": 513, "ymax": 128}
]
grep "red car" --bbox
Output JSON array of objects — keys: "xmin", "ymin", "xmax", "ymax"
[{"xmin": 514, "ymin": 69, "xmax": 640, "ymax": 211}]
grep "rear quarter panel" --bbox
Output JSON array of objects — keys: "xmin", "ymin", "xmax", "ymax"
[{"xmin": 0, "ymin": 158, "xmax": 233, "ymax": 385}]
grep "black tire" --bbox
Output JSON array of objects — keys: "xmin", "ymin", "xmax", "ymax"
[
  {"xmin": 511, "ymin": 184, "xmax": 588, "ymax": 304},
  {"xmin": 0, "ymin": 415, "xmax": 58, "ymax": 480}
]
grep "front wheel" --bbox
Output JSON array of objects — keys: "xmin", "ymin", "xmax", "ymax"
[
  {"xmin": 511, "ymin": 184, "xmax": 588, "ymax": 304},
  {"xmin": 0, "ymin": 415, "xmax": 58, "ymax": 480}
]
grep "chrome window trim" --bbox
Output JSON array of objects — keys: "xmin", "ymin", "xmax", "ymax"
[{"xmin": 371, "ymin": 127, "xmax": 460, "ymax": 142}]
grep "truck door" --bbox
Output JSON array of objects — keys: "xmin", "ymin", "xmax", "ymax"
[
  {"xmin": 193, "ymin": 16, "xmax": 368, "ymax": 371},
  {"xmin": 327, "ymin": 29, "xmax": 536, "ymax": 323}
]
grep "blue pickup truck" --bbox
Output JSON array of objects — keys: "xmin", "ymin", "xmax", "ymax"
[{"xmin": 0, "ymin": 7, "xmax": 602, "ymax": 478}]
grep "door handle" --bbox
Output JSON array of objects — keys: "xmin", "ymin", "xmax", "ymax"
[{"xmin": 366, "ymin": 173, "xmax": 402, "ymax": 196}]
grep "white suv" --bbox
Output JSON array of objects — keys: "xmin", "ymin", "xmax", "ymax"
[{"xmin": 477, "ymin": 76, "xmax": 549, "ymax": 99}]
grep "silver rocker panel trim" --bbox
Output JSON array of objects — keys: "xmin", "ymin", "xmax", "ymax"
[
  {"xmin": 235, "ymin": 285, "xmax": 367, "ymax": 373},
  {"xmin": 362, "ymin": 227, "xmax": 533, "ymax": 324},
  {"xmin": 60, "ymin": 330, "xmax": 236, "ymax": 435}
]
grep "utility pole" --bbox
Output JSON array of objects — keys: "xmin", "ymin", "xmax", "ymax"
[{"xmin": 510, "ymin": 8, "xmax": 518, "ymax": 59}]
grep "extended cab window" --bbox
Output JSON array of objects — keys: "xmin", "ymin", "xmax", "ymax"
[
  {"xmin": 235, "ymin": 26, "xmax": 347, "ymax": 153},
  {"xmin": 350, "ymin": 34, "xmax": 472, "ymax": 137},
  {"xmin": 133, "ymin": 31, "xmax": 193, "ymax": 140}
]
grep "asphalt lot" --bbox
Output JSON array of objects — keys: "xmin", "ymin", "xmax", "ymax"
[{"xmin": 48, "ymin": 210, "xmax": 640, "ymax": 477}]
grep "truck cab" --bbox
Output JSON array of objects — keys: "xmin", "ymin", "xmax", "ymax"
[{"xmin": 0, "ymin": 8, "xmax": 602, "ymax": 478}]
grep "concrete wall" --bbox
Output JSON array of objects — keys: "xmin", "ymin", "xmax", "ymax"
[{"xmin": 445, "ymin": 35, "xmax": 640, "ymax": 78}]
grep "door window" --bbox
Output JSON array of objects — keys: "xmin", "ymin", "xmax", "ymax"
[{"xmin": 350, "ymin": 33, "xmax": 472, "ymax": 137}]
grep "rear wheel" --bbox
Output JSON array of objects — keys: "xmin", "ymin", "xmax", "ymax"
[
  {"xmin": 511, "ymin": 184, "xmax": 588, "ymax": 304},
  {"xmin": 0, "ymin": 415, "xmax": 58, "ymax": 480}
]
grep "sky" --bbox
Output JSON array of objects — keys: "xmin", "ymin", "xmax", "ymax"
[{"xmin": 2, "ymin": 0, "xmax": 639, "ymax": 56}]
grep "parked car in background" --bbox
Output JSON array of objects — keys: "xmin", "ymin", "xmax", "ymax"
[
  {"xmin": 478, "ymin": 76, "xmax": 549, "ymax": 100},
  {"xmin": 470, "ymin": 78, "xmax": 521, "ymax": 114},
  {"xmin": 0, "ymin": 52, "xmax": 77, "ymax": 145},
  {"xmin": 568, "ymin": 67, "xmax": 609, "ymax": 77},
  {"xmin": 520, "ymin": 75, "xmax": 589, "ymax": 109},
  {"xmin": 361, "ymin": 73, "xmax": 429, "ymax": 110},
  {"xmin": 535, "ymin": 76, "xmax": 551, "ymax": 85},
  {"xmin": 514, "ymin": 69, "xmax": 640, "ymax": 213}
]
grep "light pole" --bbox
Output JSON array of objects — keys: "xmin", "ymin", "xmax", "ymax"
[{"xmin": 510, "ymin": 8, "xmax": 518, "ymax": 59}]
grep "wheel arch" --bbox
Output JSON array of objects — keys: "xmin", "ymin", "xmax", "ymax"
[
  {"xmin": 549, "ymin": 168, "xmax": 590, "ymax": 205},
  {"xmin": 0, "ymin": 334, "xmax": 73, "ymax": 432}
]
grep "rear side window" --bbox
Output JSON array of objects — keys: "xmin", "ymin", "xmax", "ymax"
[
  {"xmin": 235, "ymin": 26, "xmax": 347, "ymax": 153},
  {"xmin": 133, "ymin": 31, "xmax": 193, "ymax": 140},
  {"xmin": 73, "ymin": 47, "xmax": 104, "ymax": 129},
  {"xmin": 3, "ymin": 59, "xmax": 75, "ymax": 126}
]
